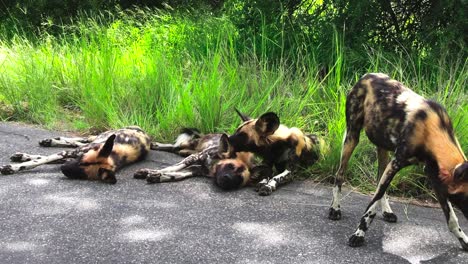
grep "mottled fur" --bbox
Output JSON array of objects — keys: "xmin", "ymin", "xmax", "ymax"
[
  {"xmin": 135, "ymin": 129, "xmax": 256, "ymax": 190},
  {"xmin": 330, "ymin": 73, "xmax": 468, "ymax": 251},
  {"xmin": 226, "ymin": 110, "xmax": 320, "ymax": 195},
  {"xmin": 1, "ymin": 126, "xmax": 151, "ymax": 184}
]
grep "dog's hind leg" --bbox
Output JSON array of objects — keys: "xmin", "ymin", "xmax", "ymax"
[
  {"xmin": 256, "ymin": 169, "xmax": 292, "ymax": 196},
  {"xmin": 39, "ymin": 136, "xmax": 93, "ymax": 148},
  {"xmin": 329, "ymin": 129, "xmax": 361, "ymax": 220},
  {"xmin": 0, "ymin": 150, "xmax": 75, "ymax": 175},
  {"xmin": 329, "ymin": 86, "xmax": 365, "ymax": 220},
  {"xmin": 377, "ymin": 148, "xmax": 397, "ymax": 222}
]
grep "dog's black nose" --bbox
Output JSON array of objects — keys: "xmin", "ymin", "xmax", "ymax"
[{"xmin": 60, "ymin": 160, "xmax": 87, "ymax": 179}]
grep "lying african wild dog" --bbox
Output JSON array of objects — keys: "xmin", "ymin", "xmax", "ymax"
[
  {"xmin": 224, "ymin": 110, "xmax": 321, "ymax": 196},
  {"xmin": 0, "ymin": 126, "xmax": 151, "ymax": 184},
  {"xmin": 134, "ymin": 128, "xmax": 259, "ymax": 190},
  {"xmin": 329, "ymin": 73, "xmax": 468, "ymax": 251}
]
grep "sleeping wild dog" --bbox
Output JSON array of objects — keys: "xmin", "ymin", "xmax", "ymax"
[
  {"xmin": 329, "ymin": 73, "xmax": 468, "ymax": 250},
  {"xmin": 224, "ymin": 110, "xmax": 321, "ymax": 195},
  {"xmin": 134, "ymin": 129, "xmax": 259, "ymax": 190},
  {"xmin": 0, "ymin": 126, "xmax": 151, "ymax": 184}
]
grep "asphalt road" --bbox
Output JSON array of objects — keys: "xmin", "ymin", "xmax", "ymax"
[{"xmin": 0, "ymin": 122, "xmax": 467, "ymax": 264}]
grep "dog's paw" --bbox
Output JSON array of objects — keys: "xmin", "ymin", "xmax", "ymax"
[
  {"xmin": 459, "ymin": 238, "xmax": 468, "ymax": 251},
  {"xmin": 348, "ymin": 234, "xmax": 365, "ymax": 247},
  {"xmin": 382, "ymin": 212, "xmax": 398, "ymax": 223},
  {"xmin": 10, "ymin": 153, "xmax": 29, "ymax": 162},
  {"xmin": 0, "ymin": 165, "xmax": 14, "ymax": 175},
  {"xmin": 328, "ymin": 207, "xmax": 342, "ymax": 220},
  {"xmin": 39, "ymin": 138, "xmax": 53, "ymax": 147},
  {"xmin": 133, "ymin": 169, "xmax": 149, "ymax": 179},
  {"xmin": 258, "ymin": 185, "xmax": 274, "ymax": 196},
  {"xmin": 146, "ymin": 172, "xmax": 162, "ymax": 184}
]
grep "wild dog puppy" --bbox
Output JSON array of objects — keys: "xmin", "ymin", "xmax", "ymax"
[
  {"xmin": 225, "ymin": 110, "xmax": 321, "ymax": 196},
  {"xmin": 134, "ymin": 129, "xmax": 258, "ymax": 190},
  {"xmin": 0, "ymin": 126, "xmax": 151, "ymax": 184},
  {"xmin": 330, "ymin": 73, "xmax": 468, "ymax": 251}
]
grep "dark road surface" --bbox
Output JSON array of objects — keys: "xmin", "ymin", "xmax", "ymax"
[{"xmin": 0, "ymin": 122, "xmax": 467, "ymax": 263}]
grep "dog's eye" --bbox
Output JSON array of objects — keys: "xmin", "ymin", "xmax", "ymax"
[
  {"xmin": 225, "ymin": 163, "xmax": 235, "ymax": 170},
  {"xmin": 235, "ymin": 166, "xmax": 245, "ymax": 173}
]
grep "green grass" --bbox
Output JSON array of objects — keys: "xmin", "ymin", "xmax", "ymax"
[{"xmin": 0, "ymin": 8, "xmax": 467, "ymax": 199}]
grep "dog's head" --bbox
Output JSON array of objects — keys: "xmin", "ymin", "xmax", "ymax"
[
  {"xmin": 228, "ymin": 110, "xmax": 280, "ymax": 153},
  {"xmin": 211, "ymin": 134, "xmax": 252, "ymax": 190},
  {"xmin": 60, "ymin": 135, "xmax": 118, "ymax": 184}
]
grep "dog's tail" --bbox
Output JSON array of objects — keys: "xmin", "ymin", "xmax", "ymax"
[{"xmin": 174, "ymin": 128, "xmax": 201, "ymax": 147}]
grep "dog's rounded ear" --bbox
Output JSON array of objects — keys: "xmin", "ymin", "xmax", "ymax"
[
  {"xmin": 235, "ymin": 108, "xmax": 251, "ymax": 122},
  {"xmin": 454, "ymin": 162, "xmax": 468, "ymax": 182},
  {"xmin": 218, "ymin": 133, "xmax": 233, "ymax": 157},
  {"xmin": 255, "ymin": 112, "xmax": 280, "ymax": 136},
  {"xmin": 98, "ymin": 134, "xmax": 116, "ymax": 158}
]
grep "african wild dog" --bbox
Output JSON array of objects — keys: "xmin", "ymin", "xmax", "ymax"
[
  {"xmin": 134, "ymin": 129, "xmax": 261, "ymax": 190},
  {"xmin": 329, "ymin": 73, "xmax": 468, "ymax": 251},
  {"xmin": 224, "ymin": 110, "xmax": 321, "ymax": 196},
  {"xmin": 0, "ymin": 126, "xmax": 151, "ymax": 184}
]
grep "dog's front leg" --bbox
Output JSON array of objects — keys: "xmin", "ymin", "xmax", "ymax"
[
  {"xmin": 256, "ymin": 169, "xmax": 292, "ymax": 196},
  {"xmin": 0, "ymin": 150, "xmax": 72, "ymax": 175},
  {"xmin": 348, "ymin": 159, "xmax": 406, "ymax": 247},
  {"xmin": 10, "ymin": 153, "xmax": 68, "ymax": 164}
]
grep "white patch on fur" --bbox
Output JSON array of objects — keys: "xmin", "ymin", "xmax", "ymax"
[
  {"xmin": 447, "ymin": 202, "xmax": 468, "ymax": 243},
  {"xmin": 331, "ymin": 185, "xmax": 341, "ymax": 210},
  {"xmin": 233, "ymin": 222, "xmax": 289, "ymax": 246},
  {"xmin": 396, "ymin": 90, "xmax": 425, "ymax": 113},
  {"xmin": 174, "ymin": 133, "xmax": 192, "ymax": 147},
  {"xmin": 383, "ymin": 225, "xmax": 443, "ymax": 264},
  {"xmin": 390, "ymin": 135, "xmax": 397, "ymax": 144},
  {"xmin": 379, "ymin": 193, "xmax": 394, "ymax": 214},
  {"xmin": 354, "ymin": 229, "xmax": 365, "ymax": 237},
  {"xmin": 121, "ymin": 229, "xmax": 170, "ymax": 242}
]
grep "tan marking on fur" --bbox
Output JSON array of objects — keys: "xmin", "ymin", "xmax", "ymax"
[
  {"xmin": 448, "ymin": 182, "xmax": 468, "ymax": 195},
  {"xmin": 409, "ymin": 109, "xmax": 466, "ymax": 185},
  {"xmin": 112, "ymin": 144, "xmax": 144, "ymax": 163},
  {"xmin": 236, "ymin": 118, "xmax": 315, "ymax": 159},
  {"xmin": 235, "ymin": 152, "xmax": 253, "ymax": 168},
  {"xmin": 80, "ymin": 149, "xmax": 116, "ymax": 180},
  {"xmin": 361, "ymin": 79, "xmax": 376, "ymax": 123},
  {"xmin": 215, "ymin": 152, "xmax": 253, "ymax": 186},
  {"xmin": 235, "ymin": 120, "xmax": 262, "ymax": 146}
]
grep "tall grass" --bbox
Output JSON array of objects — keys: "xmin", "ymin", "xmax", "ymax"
[{"xmin": 0, "ymin": 8, "xmax": 466, "ymax": 198}]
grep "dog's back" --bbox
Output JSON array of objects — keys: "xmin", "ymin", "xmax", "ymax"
[{"xmin": 347, "ymin": 73, "xmax": 463, "ymax": 162}]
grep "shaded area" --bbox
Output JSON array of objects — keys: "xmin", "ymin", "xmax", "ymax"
[{"xmin": 0, "ymin": 122, "xmax": 467, "ymax": 263}]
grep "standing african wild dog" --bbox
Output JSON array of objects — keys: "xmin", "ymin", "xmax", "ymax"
[
  {"xmin": 329, "ymin": 73, "xmax": 468, "ymax": 251},
  {"xmin": 224, "ymin": 110, "xmax": 321, "ymax": 195},
  {"xmin": 134, "ymin": 128, "xmax": 258, "ymax": 190},
  {"xmin": 0, "ymin": 126, "xmax": 151, "ymax": 184}
]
